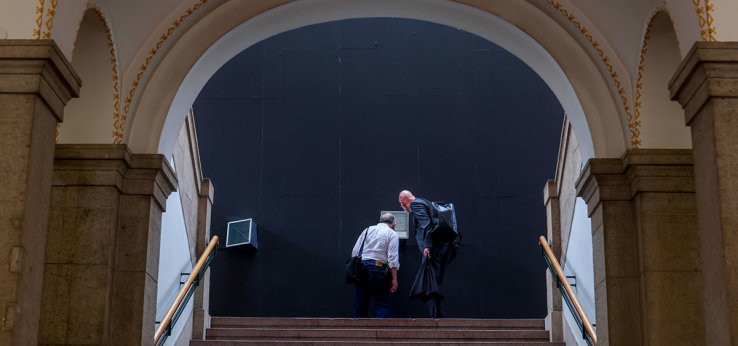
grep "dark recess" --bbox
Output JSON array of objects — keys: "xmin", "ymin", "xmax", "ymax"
[{"xmin": 193, "ymin": 18, "xmax": 563, "ymax": 318}]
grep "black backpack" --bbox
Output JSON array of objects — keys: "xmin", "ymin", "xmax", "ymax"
[{"xmin": 429, "ymin": 201, "xmax": 459, "ymax": 243}]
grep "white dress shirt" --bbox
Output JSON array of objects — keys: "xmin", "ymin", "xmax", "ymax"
[{"xmin": 351, "ymin": 222, "xmax": 400, "ymax": 270}]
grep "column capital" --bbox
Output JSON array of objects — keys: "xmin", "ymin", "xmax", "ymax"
[
  {"xmin": 669, "ymin": 42, "xmax": 738, "ymax": 124},
  {"xmin": 576, "ymin": 158, "xmax": 629, "ymax": 216},
  {"xmin": 576, "ymin": 150, "xmax": 694, "ymax": 215},
  {"xmin": 199, "ymin": 178, "xmax": 214, "ymax": 204},
  {"xmin": 622, "ymin": 149, "xmax": 694, "ymax": 194},
  {"xmin": 0, "ymin": 39, "xmax": 81, "ymax": 121},
  {"xmin": 543, "ymin": 179, "xmax": 558, "ymax": 205},
  {"xmin": 53, "ymin": 144, "xmax": 177, "ymax": 209}
]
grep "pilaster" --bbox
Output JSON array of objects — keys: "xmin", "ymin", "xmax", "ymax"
[
  {"xmin": 625, "ymin": 150, "xmax": 703, "ymax": 345},
  {"xmin": 40, "ymin": 144, "xmax": 176, "ymax": 346},
  {"xmin": 543, "ymin": 180, "xmax": 563, "ymax": 342},
  {"xmin": 576, "ymin": 149, "xmax": 703, "ymax": 345},
  {"xmin": 576, "ymin": 157, "xmax": 639, "ymax": 346},
  {"xmin": 0, "ymin": 39, "xmax": 80, "ymax": 345},
  {"xmin": 670, "ymin": 41, "xmax": 738, "ymax": 345},
  {"xmin": 192, "ymin": 179, "xmax": 214, "ymax": 340}
]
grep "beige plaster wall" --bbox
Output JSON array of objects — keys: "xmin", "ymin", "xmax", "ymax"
[{"xmin": 60, "ymin": 10, "xmax": 117, "ymax": 144}]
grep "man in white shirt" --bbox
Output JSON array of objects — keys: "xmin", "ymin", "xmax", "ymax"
[{"xmin": 351, "ymin": 212, "xmax": 400, "ymax": 318}]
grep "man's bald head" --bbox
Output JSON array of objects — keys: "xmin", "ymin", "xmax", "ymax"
[{"xmin": 398, "ymin": 190, "xmax": 415, "ymax": 212}]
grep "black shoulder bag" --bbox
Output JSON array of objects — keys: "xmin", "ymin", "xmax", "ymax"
[{"xmin": 345, "ymin": 229, "xmax": 368, "ymax": 284}]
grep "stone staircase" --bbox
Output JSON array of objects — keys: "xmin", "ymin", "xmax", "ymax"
[{"xmin": 190, "ymin": 317, "xmax": 565, "ymax": 345}]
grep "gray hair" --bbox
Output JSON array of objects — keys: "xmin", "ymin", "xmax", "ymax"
[{"xmin": 379, "ymin": 212, "xmax": 395, "ymax": 225}]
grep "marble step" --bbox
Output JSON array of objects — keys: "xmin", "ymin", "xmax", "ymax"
[
  {"xmin": 205, "ymin": 327, "xmax": 551, "ymax": 342},
  {"xmin": 192, "ymin": 341, "xmax": 565, "ymax": 346},
  {"xmin": 210, "ymin": 317, "xmax": 546, "ymax": 330}
]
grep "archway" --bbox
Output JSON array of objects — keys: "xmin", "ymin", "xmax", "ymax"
[
  {"xmin": 126, "ymin": 0, "xmax": 628, "ymax": 161},
  {"xmin": 192, "ymin": 17, "xmax": 565, "ymax": 318}
]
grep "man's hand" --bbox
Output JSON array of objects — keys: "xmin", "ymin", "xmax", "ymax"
[
  {"xmin": 390, "ymin": 268, "xmax": 398, "ymax": 293},
  {"xmin": 424, "ymin": 247, "xmax": 431, "ymax": 259}
]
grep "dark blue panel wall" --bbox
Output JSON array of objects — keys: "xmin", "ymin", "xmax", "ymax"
[{"xmin": 193, "ymin": 18, "xmax": 563, "ymax": 318}]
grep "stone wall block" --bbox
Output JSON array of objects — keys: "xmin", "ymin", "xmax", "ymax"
[
  {"xmin": 38, "ymin": 265, "xmax": 71, "ymax": 343},
  {"xmin": 593, "ymin": 280, "xmax": 610, "ymax": 346},
  {"xmin": 66, "ymin": 264, "xmax": 109, "ymax": 344},
  {"xmin": 600, "ymin": 202, "xmax": 638, "ymax": 278},
  {"xmin": 115, "ymin": 195, "xmax": 160, "ymax": 275},
  {"xmin": 54, "ymin": 144, "xmax": 129, "ymax": 160},
  {"xmin": 603, "ymin": 278, "xmax": 641, "ymax": 346},
  {"xmin": 591, "ymin": 225, "xmax": 606, "ymax": 287},
  {"xmin": 53, "ymin": 170, "xmax": 124, "ymax": 188},
  {"xmin": 638, "ymin": 213, "xmax": 699, "ymax": 271},
  {"xmin": 109, "ymin": 272, "xmax": 157, "ymax": 346},
  {"xmin": 635, "ymin": 191, "xmax": 696, "ymax": 215},
  {"xmin": 641, "ymin": 271, "xmax": 705, "ymax": 345}
]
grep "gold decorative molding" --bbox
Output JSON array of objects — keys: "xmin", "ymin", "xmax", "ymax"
[
  {"xmin": 33, "ymin": 0, "xmax": 44, "ymax": 39},
  {"xmin": 545, "ymin": 0, "xmax": 640, "ymax": 148},
  {"xmin": 693, "ymin": 0, "xmax": 717, "ymax": 41},
  {"xmin": 705, "ymin": 0, "xmax": 716, "ymax": 41},
  {"xmin": 42, "ymin": 0, "xmax": 57, "ymax": 39},
  {"xmin": 33, "ymin": 0, "xmax": 57, "ymax": 39},
  {"xmin": 84, "ymin": 3, "xmax": 123, "ymax": 144},
  {"xmin": 634, "ymin": 3, "xmax": 672, "ymax": 148},
  {"xmin": 119, "ymin": 0, "xmax": 209, "ymax": 143}
]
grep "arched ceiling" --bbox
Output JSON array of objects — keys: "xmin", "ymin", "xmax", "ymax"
[{"xmin": 1, "ymin": 0, "xmax": 729, "ymax": 157}]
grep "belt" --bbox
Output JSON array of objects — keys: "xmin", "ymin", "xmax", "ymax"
[{"xmin": 362, "ymin": 259, "xmax": 387, "ymax": 267}]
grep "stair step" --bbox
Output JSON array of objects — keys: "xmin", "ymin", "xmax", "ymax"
[
  {"xmin": 206, "ymin": 327, "xmax": 551, "ymax": 341},
  {"xmin": 192, "ymin": 341, "xmax": 566, "ymax": 346},
  {"xmin": 210, "ymin": 317, "xmax": 545, "ymax": 330}
]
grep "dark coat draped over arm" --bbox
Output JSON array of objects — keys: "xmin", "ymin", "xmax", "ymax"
[{"xmin": 410, "ymin": 199, "xmax": 434, "ymax": 249}]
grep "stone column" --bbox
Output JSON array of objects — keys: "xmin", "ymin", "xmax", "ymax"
[
  {"xmin": 40, "ymin": 145, "xmax": 176, "ymax": 345},
  {"xmin": 543, "ymin": 180, "xmax": 563, "ymax": 342},
  {"xmin": 0, "ymin": 40, "xmax": 80, "ymax": 345},
  {"xmin": 576, "ymin": 157, "xmax": 640, "ymax": 346},
  {"xmin": 625, "ymin": 150, "xmax": 703, "ymax": 345},
  {"xmin": 577, "ymin": 149, "xmax": 703, "ymax": 345},
  {"xmin": 670, "ymin": 42, "xmax": 738, "ymax": 345},
  {"xmin": 192, "ymin": 178, "xmax": 214, "ymax": 340}
]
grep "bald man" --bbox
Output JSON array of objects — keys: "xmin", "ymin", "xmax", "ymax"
[
  {"xmin": 351, "ymin": 212, "xmax": 400, "ymax": 318},
  {"xmin": 399, "ymin": 190, "xmax": 457, "ymax": 318}
]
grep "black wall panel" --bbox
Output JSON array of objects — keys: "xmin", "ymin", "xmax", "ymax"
[{"xmin": 193, "ymin": 18, "xmax": 563, "ymax": 318}]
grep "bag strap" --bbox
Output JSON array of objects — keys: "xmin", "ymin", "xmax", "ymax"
[{"xmin": 358, "ymin": 228, "xmax": 368, "ymax": 257}]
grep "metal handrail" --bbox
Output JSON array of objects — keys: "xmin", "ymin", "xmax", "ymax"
[
  {"xmin": 154, "ymin": 235, "xmax": 219, "ymax": 345},
  {"xmin": 539, "ymin": 236, "xmax": 597, "ymax": 346}
]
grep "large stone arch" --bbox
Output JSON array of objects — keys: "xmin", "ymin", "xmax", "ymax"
[{"xmin": 126, "ymin": 0, "xmax": 628, "ymax": 160}]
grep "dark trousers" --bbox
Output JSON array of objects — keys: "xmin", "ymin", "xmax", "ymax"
[
  {"xmin": 426, "ymin": 242, "xmax": 452, "ymax": 318},
  {"xmin": 353, "ymin": 260, "xmax": 391, "ymax": 318}
]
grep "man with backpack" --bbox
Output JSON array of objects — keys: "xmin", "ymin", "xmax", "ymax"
[{"xmin": 398, "ymin": 190, "xmax": 460, "ymax": 318}]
